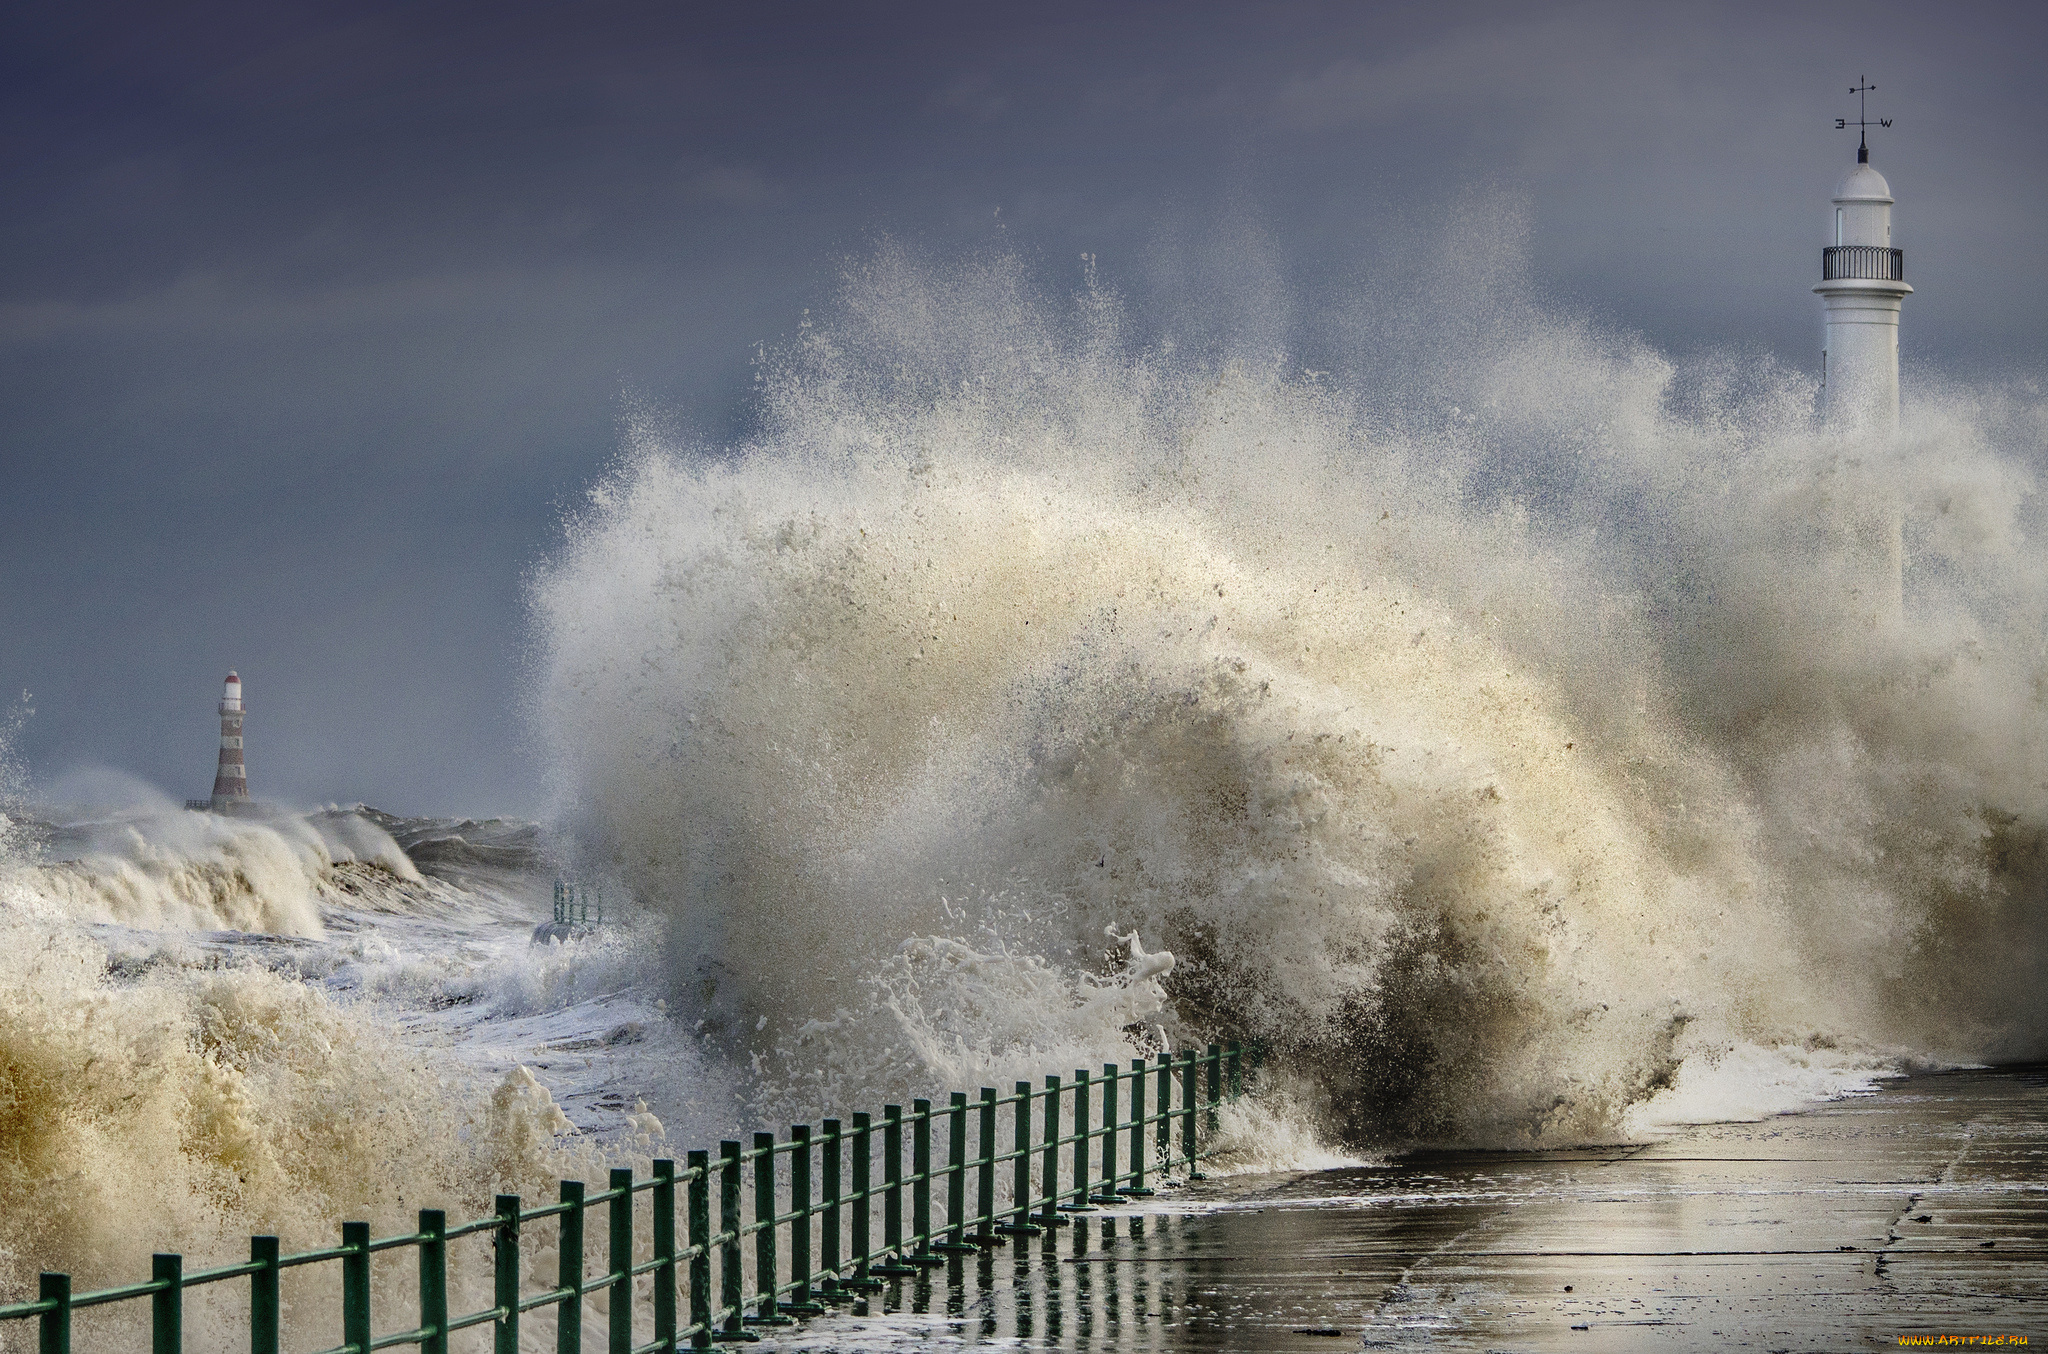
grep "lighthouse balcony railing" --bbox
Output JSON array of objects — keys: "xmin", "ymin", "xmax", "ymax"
[{"xmin": 1821, "ymin": 245, "xmax": 1904, "ymax": 282}]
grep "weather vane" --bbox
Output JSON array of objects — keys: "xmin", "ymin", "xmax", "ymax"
[{"xmin": 1836, "ymin": 76, "xmax": 1891, "ymax": 162}]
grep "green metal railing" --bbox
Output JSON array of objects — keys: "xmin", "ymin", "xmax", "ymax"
[
  {"xmin": 2, "ymin": 1043, "xmax": 1246, "ymax": 1351},
  {"xmin": 553, "ymin": 882, "xmax": 603, "ymax": 928}
]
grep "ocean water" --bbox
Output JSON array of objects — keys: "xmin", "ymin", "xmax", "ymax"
[{"xmin": 4, "ymin": 243, "xmax": 2046, "ymax": 1347}]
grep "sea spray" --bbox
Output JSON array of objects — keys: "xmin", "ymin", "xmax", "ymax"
[
  {"xmin": 0, "ymin": 913, "xmax": 620, "ymax": 1341},
  {"xmin": 531, "ymin": 243, "xmax": 2048, "ymax": 1146},
  {"xmin": 0, "ymin": 781, "xmax": 654, "ymax": 1341}
]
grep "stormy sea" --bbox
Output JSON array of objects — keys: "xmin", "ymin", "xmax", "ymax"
[{"xmin": 3, "ymin": 244, "xmax": 2045, "ymax": 1349}]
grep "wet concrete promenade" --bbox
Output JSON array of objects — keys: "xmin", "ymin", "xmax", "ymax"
[{"xmin": 764, "ymin": 1065, "xmax": 2047, "ymax": 1352}]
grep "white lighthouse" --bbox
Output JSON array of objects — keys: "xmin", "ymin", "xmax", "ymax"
[{"xmin": 1815, "ymin": 83, "xmax": 1910, "ymax": 431}]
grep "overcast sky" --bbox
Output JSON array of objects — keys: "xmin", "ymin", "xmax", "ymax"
[{"xmin": 3, "ymin": 0, "xmax": 2042, "ymax": 817}]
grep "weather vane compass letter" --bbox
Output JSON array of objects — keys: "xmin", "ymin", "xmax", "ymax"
[{"xmin": 1835, "ymin": 76, "xmax": 1891, "ymax": 163}]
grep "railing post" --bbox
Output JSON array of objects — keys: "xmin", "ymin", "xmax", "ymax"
[
  {"xmin": 883, "ymin": 1105, "xmax": 904, "ymax": 1259},
  {"xmin": 1155, "ymin": 1054, "xmax": 1172, "ymax": 1176},
  {"xmin": 341, "ymin": 1222, "xmax": 372, "ymax": 1354},
  {"xmin": 996, "ymin": 1081, "xmax": 1040, "ymax": 1236},
  {"xmin": 976, "ymin": 1089, "xmax": 999, "ymax": 1242},
  {"xmin": 1180, "ymin": 1049, "xmax": 1201, "ymax": 1177},
  {"xmin": 1066, "ymin": 1069, "xmax": 1095, "ymax": 1210},
  {"xmin": 911, "ymin": 1099, "xmax": 935, "ymax": 1261},
  {"xmin": 719, "ymin": 1142, "xmax": 743, "ymax": 1337},
  {"xmin": 1128, "ymin": 1057, "xmax": 1149, "ymax": 1195},
  {"xmin": 820, "ymin": 1119, "xmax": 842, "ymax": 1295},
  {"xmin": 931, "ymin": 1092, "xmax": 977, "ymax": 1253},
  {"xmin": 1207, "ymin": 1043, "xmax": 1223, "ymax": 1132},
  {"xmin": 791, "ymin": 1125, "xmax": 812, "ymax": 1305},
  {"xmin": 557, "ymin": 1180, "xmax": 584, "ymax": 1354},
  {"xmin": 946, "ymin": 1093, "xmax": 965, "ymax": 1245},
  {"xmin": 1095, "ymin": 1063, "xmax": 1119, "ymax": 1203},
  {"xmin": 653, "ymin": 1159, "xmax": 677, "ymax": 1351},
  {"xmin": 1017, "ymin": 1081, "xmax": 1034, "ymax": 1223},
  {"xmin": 419, "ymin": 1209, "xmax": 448, "ymax": 1354},
  {"xmin": 151, "ymin": 1254, "xmax": 182, "ymax": 1354},
  {"xmin": 493, "ymin": 1195, "xmax": 521, "ymax": 1354},
  {"xmin": 790, "ymin": 1125, "xmax": 823, "ymax": 1310},
  {"xmin": 686, "ymin": 1152, "xmax": 711, "ymax": 1348},
  {"xmin": 850, "ymin": 1114, "xmax": 872, "ymax": 1281},
  {"xmin": 341, "ymin": 1223, "xmax": 370, "ymax": 1354},
  {"xmin": 609, "ymin": 1168, "xmax": 633, "ymax": 1354},
  {"xmin": 250, "ymin": 1237, "xmax": 279, "ymax": 1354},
  {"xmin": 751, "ymin": 1132, "xmax": 790, "ymax": 1323},
  {"xmin": 1229, "ymin": 1041, "xmax": 1243, "ymax": 1099},
  {"xmin": 1040, "ymin": 1075, "xmax": 1062, "ymax": 1225},
  {"xmin": 37, "ymin": 1272, "xmax": 69, "ymax": 1354}
]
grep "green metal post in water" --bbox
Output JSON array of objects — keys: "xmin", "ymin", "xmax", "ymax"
[
  {"xmin": 1065, "ymin": 1070, "xmax": 1095, "ymax": 1210},
  {"xmin": 911, "ymin": 1099, "xmax": 934, "ymax": 1260},
  {"xmin": 250, "ymin": 1236, "xmax": 279, "ymax": 1354},
  {"xmin": 883, "ymin": 1106, "xmax": 905, "ymax": 1260},
  {"xmin": 609, "ymin": 1168, "xmax": 634, "ymax": 1354},
  {"xmin": 791, "ymin": 1126, "xmax": 812, "ymax": 1305},
  {"xmin": 903, "ymin": 1100, "xmax": 948, "ymax": 1264},
  {"xmin": 493, "ymin": 1195, "xmax": 521, "ymax": 1354},
  {"xmin": 38, "ymin": 1272, "xmax": 68, "ymax": 1354},
  {"xmin": 685, "ymin": 1153, "xmax": 710, "ymax": 1348},
  {"xmin": 930, "ymin": 1095, "xmax": 978, "ymax": 1256},
  {"xmin": 850, "ymin": 1114, "xmax": 872, "ymax": 1281},
  {"xmin": 976, "ymin": 1089, "xmax": 999, "ymax": 1242},
  {"xmin": 1015, "ymin": 1082, "xmax": 1033, "ymax": 1223},
  {"xmin": 1207, "ymin": 1043, "xmax": 1223, "ymax": 1132},
  {"xmin": 719, "ymin": 1142, "xmax": 742, "ymax": 1338},
  {"xmin": 1155, "ymin": 1054, "xmax": 1172, "ymax": 1175},
  {"xmin": 997, "ymin": 1081, "xmax": 1039, "ymax": 1236},
  {"xmin": 1127, "ymin": 1057, "xmax": 1149, "ymax": 1195},
  {"xmin": 1040, "ymin": 1075, "xmax": 1062, "ymax": 1225},
  {"xmin": 820, "ymin": 1120, "xmax": 842, "ymax": 1294},
  {"xmin": 653, "ymin": 1159, "xmax": 677, "ymax": 1350},
  {"xmin": 1093, "ymin": 1064, "xmax": 1121, "ymax": 1204},
  {"xmin": 1181, "ymin": 1050, "xmax": 1201, "ymax": 1177},
  {"xmin": 789, "ymin": 1125, "xmax": 823, "ymax": 1311},
  {"xmin": 944, "ymin": 1092, "xmax": 969, "ymax": 1248},
  {"xmin": 557, "ymin": 1180, "xmax": 585, "ymax": 1354},
  {"xmin": 751, "ymin": 1132, "xmax": 790, "ymax": 1323},
  {"xmin": 151, "ymin": 1254, "xmax": 180, "ymax": 1354},
  {"xmin": 342, "ymin": 1224, "xmax": 370, "ymax": 1354},
  {"xmin": 418, "ymin": 1209, "xmax": 448, "ymax": 1354}
]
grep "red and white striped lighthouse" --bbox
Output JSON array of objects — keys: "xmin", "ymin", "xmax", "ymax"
[{"xmin": 209, "ymin": 672, "xmax": 249, "ymax": 811}]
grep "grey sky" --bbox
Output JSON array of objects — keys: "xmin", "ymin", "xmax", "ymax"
[{"xmin": 3, "ymin": 0, "xmax": 2042, "ymax": 816}]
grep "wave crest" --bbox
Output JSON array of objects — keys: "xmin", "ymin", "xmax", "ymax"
[{"xmin": 526, "ymin": 243, "xmax": 2045, "ymax": 1144}]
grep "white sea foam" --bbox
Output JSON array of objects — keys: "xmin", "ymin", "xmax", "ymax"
[
  {"xmin": 1619, "ymin": 1037, "xmax": 1899, "ymax": 1136},
  {"xmin": 0, "ymin": 791, "xmax": 671, "ymax": 1345},
  {"xmin": 531, "ymin": 240, "xmax": 2048, "ymax": 1149},
  {"xmin": 12, "ymin": 796, "xmax": 425, "ymax": 937}
]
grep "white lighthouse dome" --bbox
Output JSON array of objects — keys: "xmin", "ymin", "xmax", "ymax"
[{"xmin": 1833, "ymin": 162, "xmax": 1893, "ymax": 204}]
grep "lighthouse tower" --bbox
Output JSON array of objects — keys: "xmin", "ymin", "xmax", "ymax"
[
  {"xmin": 209, "ymin": 672, "xmax": 249, "ymax": 811},
  {"xmin": 1815, "ymin": 82, "xmax": 1911, "ymax": 431}
]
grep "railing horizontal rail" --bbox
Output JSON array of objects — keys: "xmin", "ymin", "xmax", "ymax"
[{"xmin": 2, "ymin": 1042, "xmax": 1253, "ymax": 1351}]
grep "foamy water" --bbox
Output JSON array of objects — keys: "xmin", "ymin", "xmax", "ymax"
[
  {"xmin": 4, "ymin": 240, "xmax": 2045, "ymax": 1345},
  {"xmin": 0, "ymin": 801, "xmax": 705, "ymax": 1347},
  {"xmin": 530, "ymin": 244, "xmax": 2047, "ymax": 1148}
]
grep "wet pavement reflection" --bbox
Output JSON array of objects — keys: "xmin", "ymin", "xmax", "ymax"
[{"xmin": 756, "ymin": 1065, "xmax": 2047, "ymax": 1351}]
